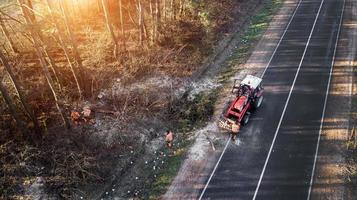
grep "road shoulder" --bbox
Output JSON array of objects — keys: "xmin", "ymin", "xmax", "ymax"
[{"xmin": 311, "ymin": 0, "xmax": 356, "ymax": 198}]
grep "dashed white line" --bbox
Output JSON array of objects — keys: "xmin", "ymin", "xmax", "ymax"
[
  {"xmin": 252, "ymin": 0, "xmax": 326, "ymax": 199},
  {"xmin": 306, "ymin": 1, "xmax": 345, "ymax": 199},
  {"xmin": 198, "ymin": 0, "xmax": 303, "ymax": 199}
]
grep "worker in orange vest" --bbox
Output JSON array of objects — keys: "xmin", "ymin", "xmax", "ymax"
[
  {"xmin": 231, "ymin": 123, "xmax": 240, "ymax": 141},
  {"xmin": 165, "ymin": 130, "xmax": 174, "ymax": 148}
]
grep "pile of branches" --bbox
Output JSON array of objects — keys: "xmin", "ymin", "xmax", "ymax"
[{"xmin": 0, "ymin": 129, "xmax": 133, "ymax": 199}]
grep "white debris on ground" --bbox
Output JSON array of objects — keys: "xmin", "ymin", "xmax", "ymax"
[
  {"xmin": 188, "ymin": 79, "xmax": 221, "ymax": 100},
  {"xmin": 188, "ymin": 123, "xmax": 221, "ymax": 160},
  {"xmin": 233, "ymin": 138, "xmax": 242, "ymax": 146},
  {"xmin": 24, "ymin": 177, "xmax": 47, "ymax": 200},
  {"xmin": 98, "ymin": 75, "xmax": 185, "ymax": 100}
]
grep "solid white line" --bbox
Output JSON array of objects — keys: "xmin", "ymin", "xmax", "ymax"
[
  {"xmin": 252, "ymin": 0, "xmax": 326, "ymax": 199},
  {"xmin": 198, "ymin": 137, "xmax": 231, "ymax": 200},
  {"xmin": 306, "ymin": 1, "xmax": 345, "ymax": 199},
  {"xmin": 260, "ymin": 0, "xmax": 303, "ymax": 78},
  {"xmin": 198, "ymin": 0, "xmax": 303, "ymax": 199}
]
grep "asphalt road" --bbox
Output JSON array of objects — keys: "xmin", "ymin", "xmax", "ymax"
[{"xmin": 199, "ymin": 0, "xmax": 345, "ymax": 199}]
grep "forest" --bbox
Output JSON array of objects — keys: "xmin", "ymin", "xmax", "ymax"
[{"xmin": 0, "ymin": 0, "xmax": 256, "ymax": 198}]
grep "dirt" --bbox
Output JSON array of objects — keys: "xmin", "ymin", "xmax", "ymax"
[{"xmin": 163, "ymin": 0, "xmax": 299, "ymax": 199}]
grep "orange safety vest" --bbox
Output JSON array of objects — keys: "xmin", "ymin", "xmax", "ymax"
[
  {"xmin": 232, "ymin": 124, "xmax": 240, "ymax": 133},
  {"xmin": 165, "ymin": 131, "xmax": 173, "ymax": 142}
]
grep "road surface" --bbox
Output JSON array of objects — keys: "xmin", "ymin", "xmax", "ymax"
[{"xmin": 199, "ymin": 0, "xmax": 345, "ymax": 199}]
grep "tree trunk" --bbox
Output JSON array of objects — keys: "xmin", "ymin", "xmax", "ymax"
[
  {"xmin": 150, "ymin": 0, "xmax": 155, "ymax": 45},
  {"xmin": 170, "ymin": 0, "xmax": 175, "ymax": 20},
  {"xmin": 150, "ymin": 0, "xmax": 153, "ymax": 17},
  {"xmin": 118, "ymin": 0, "xmax": 126, "ymax": 50},
  {"xmin": 0, "ymin": 15, "xmax": 18, "ymax": 53},
  {"xmin": 157, "ymin": 0, "xmax": 161, "ymax": 22},
  {"xmin": 21, "ymin": 0, "xmax": 62, "ymax": 90},
  {"xmin": 42, "ymin": 46, "xmax": 63, "ymax": 92},
  {"xmin": 18, "ymin": 0, "xmax": 71, "ymax": 129},
  {"xmin": 26, "ymin": 0, "xmax": 36, "ymax": 23},
  {"xmin": 60, "ymin": 1, "xmax": 86, "ymax": 96},
  {"xmin": 46, "ymin": 0, "xmax": 83, "ymax": 99},
  {"xmin": 75, "ymin": 0, "xmax": 83, "ymax": 15},
  {"xmin": 163, "ymin": 0, "xmax": 166, "ymax": 20},
  {"xmin": 0, "ymin": 51, "xmax": 41, "ymax": 135},
  {"xmin": 97, "ymin": 0, "xmax": 103, "ymax": 13},
  {"xmin": 101, "ymin": 0, "xmax": 119, "ymax": 57},
  {"xmin": 154, "ymin": 0, "xmax": 160, "ymax": 42},
  {"xmin": 0, "ymin": 77, "xmax": 27, "ymax": 136},
  {"xmin": 138, "ymin": 0, "xmax": 144, "ymax": 46},
  {"xmin": 179, "ymin": 0, "xmax": 184, "ymax": 17}
]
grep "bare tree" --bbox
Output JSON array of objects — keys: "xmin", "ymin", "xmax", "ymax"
[
  {"xmin": 20, "ymin": 0, "xmax": 63, "ymax": 90},
  {"xmin": 149, "ymin": 0, "xmax": 154, "ymax": 45},
  {"xmin": 17, "ymin": 0, "xmax": 70, "ymax": 129},
  {"xmin": 163, "ymin": 0, "xmax": 167, "ymax": 20},
  {"xmin": 170, "ymin": 0, "xmax": 175, "ymax": 20},
  {"xmin": 0, "ymin": 78, "xmax": 27, "ymax": 136},
  {"xmin": 26, "ymin": 0, "xmax": 36, "ymax": 23},
  {"xmin": 118, "ymin": 0, "xmax": 126, "ymax": 50},
  {"xmin": 46, "ymin": 0, "xmax": 83, "ymax": 98},
  {"xmin": 0, "ymin": 14, "xmax": 18, "ymax": 53},
  {"xmin": 59, "ymin": 0, "xmax": 86, "ymax": 96},
  {"xmin": 150, "ymin": 0, "xmax": 160, "ymax": 45},
  {"xmin": 138, "ymin": 0, "xmax": 144, "ymax": 46},
  {"xmin": 179, "ymin": 0, "xmax": 184, "ymax": 17},
  {"xmin": 101, "ymin": 0, "xmax": 119, "ymax": 57},
  {"xmin": 154, "ymin": 0, "xmax": 160, "ymax": 43},
  {"xmin": 0, "ymin": 51, "xmax": 41, "ymax": 134}
]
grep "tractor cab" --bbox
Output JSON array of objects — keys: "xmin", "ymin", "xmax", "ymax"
[{"xmin": 232, "ymin": 75, "xmax": 262, "ymax": 96}]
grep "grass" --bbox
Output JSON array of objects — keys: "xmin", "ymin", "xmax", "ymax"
[
  {"xmin": 148, "ymin": 140, "xmax": 190, "ymax": 199},
  {"xmin": 147, "ymin": 0, "xmax": 283, "ymax": 198},
  {"xmin": 219, "ymin": 0, "xmax": 283, "ymax": 84},
  {"xmin": 147, "ymin": 89, "xmax": 218, "ymax": 199}
]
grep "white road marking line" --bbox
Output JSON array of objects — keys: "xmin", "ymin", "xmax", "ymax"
[
  {"xmin": 306, "ymin": 1, "xmax": 345, "ymax": 199},
  {"xmin": 260, "ymin": 0, "xmax": 303, "ymax": 78},
  {"xmin": 252, "ymin": 0, "xmax": 326, "ymax": 199},
  {"xmin": 198, "ymin": 0, "xmax": 303, "ymax": 199},
  {"xmin": 198, "ymin": 137, "xmax": 231, "ymax": 200}
]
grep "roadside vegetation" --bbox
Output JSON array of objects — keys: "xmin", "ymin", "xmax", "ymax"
[
  {"xmin": 0, "ymin": 0, "xmax": 281, "ymax": 199},
  {"xmin": 346, "ymin": 128, "xmax": 357, "ymax": 185},
  {"xmin": 346, "ymin": 87, "xmax": 357, "ymax": 193}
]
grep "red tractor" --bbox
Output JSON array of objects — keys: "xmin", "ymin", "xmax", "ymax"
[{"xmin": 218, "ymin": 75, "xmax": 264, "ymax": 135}]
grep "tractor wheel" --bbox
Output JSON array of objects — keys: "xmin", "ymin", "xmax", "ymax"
[
  {"xmin": 241, "ymin": 112, "xmax": 251, "ymax": 126},
  {"xmin": 253, "ymin": 95, "xmax": 263, "ymax": 109}
]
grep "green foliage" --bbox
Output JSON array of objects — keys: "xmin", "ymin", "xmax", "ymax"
[
  {"xmin": 219, "ymin": 0, "xmax": 283, "ymax": 84},
  {"xmin": 198, "ymin": 11, "xmax": 210, "ymax": 29},
  {"xmin": 176, "ymin": 90, "xmax": 219, "ymax": 130},
  {"xmin": 148, "ymin": 141, "xmax": 190, "ymax": 199}
]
